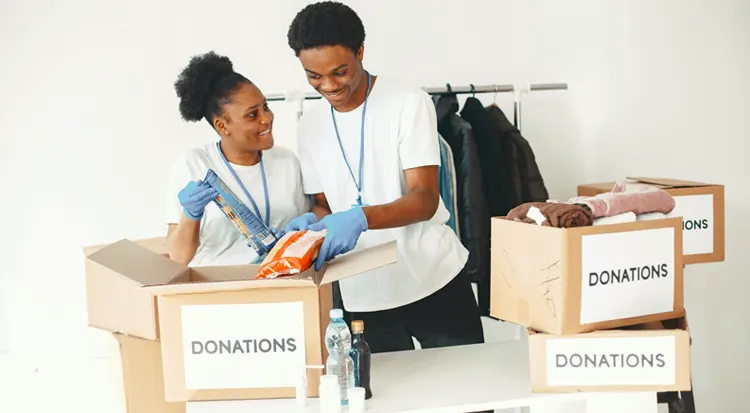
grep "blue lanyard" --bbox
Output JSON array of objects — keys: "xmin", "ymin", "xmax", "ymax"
[
  {"xmin": 216, "ymin": 142, "xmax": 271, "ymax": 227},
  {"xmin": 330, "ymin": 72, "xmax": 372, "ymax": 207}
]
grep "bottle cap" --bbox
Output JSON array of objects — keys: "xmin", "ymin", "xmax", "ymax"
[
  {"xmin": 320, "ymin": 374, "xmax": 339, "ymax": 387},
  {"xmin": 295, "ymin": 371, "xmax": 307, "ymax": 407},
  {"xmin": 351, "ymin": 320, "xmax": 364, "ymax": 333},
  {"xmin": 347, "ymin": 387, "xmax": 366, "ymax": 413},
  {"xmin": 330, "ymin": 308, "xmax": 344, "ymax": 319}
]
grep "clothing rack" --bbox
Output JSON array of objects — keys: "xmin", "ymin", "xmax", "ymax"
[{"xmin": 267, "ymin": 82, "xmax": 568, "ymax": 130}]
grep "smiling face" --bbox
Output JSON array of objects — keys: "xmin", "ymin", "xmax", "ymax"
[
  {"xmin": 213, "ymin": 82, "xmax": 274, "ymax": 153},
  {"xmin": 298, "ymin": 45, "xmax": 367, "ymax": 112}
]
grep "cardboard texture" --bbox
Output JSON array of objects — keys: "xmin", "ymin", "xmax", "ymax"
[
  {"xmin": 86, "ymin": 237, "xmax": 397, "ymax": 403},
  {"xmin": 528, "ymin": 312, "xmax": 691, "ymax": 393},
  {"xmin": 109, "ymin": 333, "xmax": 186, "ymax": 413},
  {"xmin": 85, "ymin": 238, "xmax": 187, "ymax": 340},
  {"xmin": 577, "ymin": 177, "xmax": 725, "ymax": 264},
  {"xmin": 490, "ymin": 217, "xmax": 684, "ymax": 335}
]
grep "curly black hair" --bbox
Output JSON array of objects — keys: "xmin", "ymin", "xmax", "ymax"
[
  {"xmin": 287, "ymin": 1, "xmax": 366, "ymax": 57},
  {"xmin": 174, "ymin": 51, "xmax": 251, "ymax": 124}
]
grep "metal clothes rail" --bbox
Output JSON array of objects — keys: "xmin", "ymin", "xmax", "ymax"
[{"xmin": 267, "ymin": 82, "xmax": 568, "ymax": 130}]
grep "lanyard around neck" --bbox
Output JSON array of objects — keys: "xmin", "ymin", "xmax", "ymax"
[
  {"xmin": 216, "ymin": 142, "xmax": 270, "ymax": 227},
  {"xmin": 330, "ymin": 71, "xmax": 372, "ymax": 207}
]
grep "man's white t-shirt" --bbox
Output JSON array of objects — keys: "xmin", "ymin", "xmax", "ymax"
[
  {"xmin": 296, "ymin": 76, "xmax": 469, "ymax": 313},
  {"xmin": 166, "ymin": 143, "xmax": 311, "ymax": 267}
]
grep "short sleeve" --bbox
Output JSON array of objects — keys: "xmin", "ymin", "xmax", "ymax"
[
  {"xmin": 398, "ymin": 90, "xmax": 441, "ymax": 170},
  {"xmin": 297, "ymin": 127, "xmax": 325, "ymax": 195},
  {"xmin": 165, "ymin": 154, "xmax": 192, "ymax": 225}
]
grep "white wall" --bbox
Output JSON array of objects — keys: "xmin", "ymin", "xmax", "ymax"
[{"xmin": 1, "ymin": 0, "xmax": 748, "ymax": 411}]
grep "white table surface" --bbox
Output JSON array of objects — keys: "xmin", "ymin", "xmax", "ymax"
[{"xmin": 187, "ymin": 338, "xmax": 657, "ymax": 413}]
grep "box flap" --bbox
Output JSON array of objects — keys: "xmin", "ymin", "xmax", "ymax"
[
  {"xmin": 87, "ymin": 239, "xmax": 187, "ymax": 286},
  {"xmin": 143, "ymin": 265, "xmax": 320, "ymax": 295},
  {"xmin": 627, "ymin": 177, "xmax": 713, "ymax": 188},
  {"xmin": 320, "ymin": 240, "xmax": 398, "ymax": 285}
]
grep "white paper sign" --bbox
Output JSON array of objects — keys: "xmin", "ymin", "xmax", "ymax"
[
  {"xmin": 180, "ymin": 302, "xmax": 306, "ymax": 390},
  {"xmin": 580, "ymin": 227, "xmax": 674, "ymax": 324},
  {"xmin": 668, "ymin": 194, "xmax": 714, "ymax": 255},
  {"xmin": 546, "ymin": 336, "xmax": 676, "ymax": 386}
]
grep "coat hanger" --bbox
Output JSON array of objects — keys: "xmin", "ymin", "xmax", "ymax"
[
  {"xmin": 491, "ymin": 84, "xmax": 499, "ymax": 107},
  {"xmin": 470, "ymin": 84, "xmax": 476, "ymax": 98}
]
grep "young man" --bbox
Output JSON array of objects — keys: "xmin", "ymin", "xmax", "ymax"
[{"xmin": 285, "ymin": 1, "xmax": 484, "ymax": 353}]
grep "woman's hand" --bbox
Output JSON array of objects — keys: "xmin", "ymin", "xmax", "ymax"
[
  {"xmin": 283, "ymin": 212, "xmax": 319, "ymax": 233},
  {"xmin": 178, "ymin": 180, "xmax": 217, "ymax": 220}
]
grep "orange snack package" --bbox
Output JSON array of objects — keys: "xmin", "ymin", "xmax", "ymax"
[{"xmin": 255, "ymin": 230, "xmax": 327, "ymax": 280}]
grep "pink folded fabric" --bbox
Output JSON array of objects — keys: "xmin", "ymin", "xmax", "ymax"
[{"xmin": 564, "ymin": 181, "xmax": 676, "ymax": 218}]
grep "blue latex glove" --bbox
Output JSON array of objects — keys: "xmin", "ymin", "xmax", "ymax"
[
  {"xmin": 307, "ymin": 207, "xmax": 368, "ymax": 271},
  {"xmin": 178, "ymin": 180, "xmax": 218, "ymax": 221},
  {"xmin": 271, "ymin": 227, "xmax": 283, "ymax": 239},
  {"xmin": 283, "ymin": 212, "xmax": 319, "ymax": 233}
]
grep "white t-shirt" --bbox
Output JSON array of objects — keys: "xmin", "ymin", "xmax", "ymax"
[
  {"xmin": 296, "ymin": 76, "xmax": 469, "ymax": 312},
  {"xmin": 166, "ymin": 143, "xmax": 311, "ymax": 267}
]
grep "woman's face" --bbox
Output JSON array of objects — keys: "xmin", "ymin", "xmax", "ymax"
[{"xmin": 215, "ymin": 82, "xmax": 274, "ymax": 152}]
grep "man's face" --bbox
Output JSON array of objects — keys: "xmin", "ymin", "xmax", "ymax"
[{"xmin": 298, "ymin": 45, "xmax": 365, "ymax": 110}]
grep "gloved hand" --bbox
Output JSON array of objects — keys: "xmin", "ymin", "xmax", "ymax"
[
  {"xmin": 307, "ymin": 207, "xmax": 368, "ymax": 271},
  {"xmin": 271, "ymin": 227, "xmax": 283, "ymax": 239},
  {"xmin": 178, "ymin": 180, "xmax": 218, "ymax": 221},
  {"xmin": 283, "ymin": 212, "xmax": 319, "ymax": 233}
]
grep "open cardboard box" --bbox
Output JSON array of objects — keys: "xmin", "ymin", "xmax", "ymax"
[
  {"xmin": 85, "ymin": 238, "xmax": 397, "ymax": 402},
  {"xmin": 490, "ymin": 216, "xmax": 684, "ymax": 335},
  {"xmin": 528, "ymin": 311, "xmax": 691, "ymax": 393},
  {"xmin": 577, "ymin": 177, "xmax": 725, "ymax": 264}
]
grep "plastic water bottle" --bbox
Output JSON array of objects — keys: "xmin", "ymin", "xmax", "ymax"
[{"xmin": 324, "ymin": 309, "xmax": 355, "ymax": 405}]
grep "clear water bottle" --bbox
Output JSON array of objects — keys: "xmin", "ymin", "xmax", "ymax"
[{"xmin": 324, "ymin": 309, "xmax": 355, "ymax": 405}]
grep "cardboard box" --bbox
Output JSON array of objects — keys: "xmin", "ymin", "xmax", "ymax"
[
  {"xmin": 108, "ymin": 333, "xmax": 185, "ymax": 413},
  {"xmin": 85, "ymin": 238, "xmax": 185, "ymax": 340},
  {"xmin": 84, "ymin": 236, "xmax": 169, "ymax": 257},
  {"xmin": 528, "ymin": 312, "xmax": 691, "ymax": 393},
  {"xmin": 577, "ymin": 177, "xmax": 725, "ymax": 264},
  {"xmin": 86, "ymin": 238, "xmax": 397, "ymax": 402},
  {"xmin": 490, "ymin": 217, "xmax": 684, "ymax": 335}
]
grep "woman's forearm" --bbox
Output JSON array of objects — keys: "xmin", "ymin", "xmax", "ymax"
[
  {"xmin": 311, "ymin": 204, "xmax": 332, "ymax": 221},
  {"xmin": 167, "ymin": 214, "xmax": 201, "ymax": 265}
]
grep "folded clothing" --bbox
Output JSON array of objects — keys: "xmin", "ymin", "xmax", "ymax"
[
  {"xmin": 593, "ymin": 212, "xmax": 637, "ymax": 226},
  {"xmin": 565, "ymin": 181, "xmax": 675, "ymax": 218},
  {"xmin": 507, "ymin": 202, "xmax": 593, "ymax": 228},
  {"xmin": 637, "ymin": 212, "xmax": 669, "ymax": 221}
]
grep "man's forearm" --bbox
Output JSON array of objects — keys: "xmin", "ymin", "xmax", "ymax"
[{"xmin": 362, "ymin": 189, "xmax": 438, "ymax": 230}]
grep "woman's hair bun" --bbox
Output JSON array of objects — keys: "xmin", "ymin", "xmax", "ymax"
[{"xmin": 174, "ymin": 51, "xmax": 234, "ymax": 122}]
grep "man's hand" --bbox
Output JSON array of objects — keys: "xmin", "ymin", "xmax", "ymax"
[{"xmin": 308, "ymin": 206, "xmax": 368, "ymax": 271}]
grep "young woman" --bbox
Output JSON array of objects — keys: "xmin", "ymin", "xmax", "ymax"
[{"xmin": 166, "ymin": 51, "xmax": 310, "ymax": 266}]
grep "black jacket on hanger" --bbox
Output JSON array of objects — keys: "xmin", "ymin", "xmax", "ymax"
[
  {"xmin": 433, "ymin": 94, "xmax": 491, "ymax": 316},
  {"xmin": 486, "ymin": 105, "xmax": 549, "ymax": 203},
  {"xmin": 460, "ymin": 97, "xmax": 520, "ymax": 216}
]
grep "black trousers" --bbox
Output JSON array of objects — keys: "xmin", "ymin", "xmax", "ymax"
[{"xmin": 347, "ymin": 267, "xmax": 485, "ymax": 353}]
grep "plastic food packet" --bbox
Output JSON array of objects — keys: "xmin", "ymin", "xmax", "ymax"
[{"xmin": 255, "ymin": 230, "xmax": 327, "ymax": 280}]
